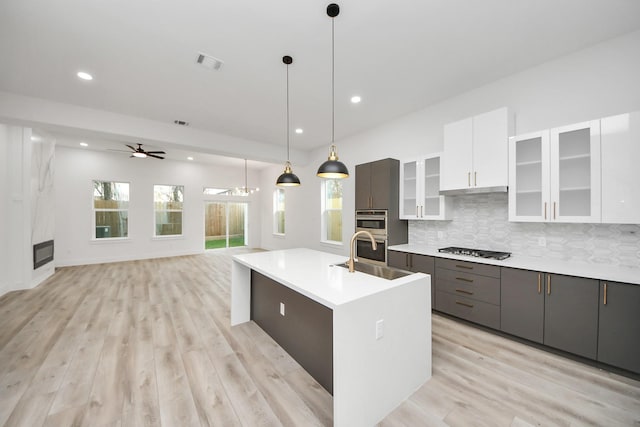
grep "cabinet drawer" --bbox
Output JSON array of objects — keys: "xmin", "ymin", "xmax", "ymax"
[
  {"xmin": 435, "ymin": 291, "xmax": 500, "ymax": 329},
  {"xmin": 436, "ymin": 258, "xmax": 500, "ymax": 278},
  {"xmin": 435, "ymin": 267, "xmax": 500, "ymax": 305}
]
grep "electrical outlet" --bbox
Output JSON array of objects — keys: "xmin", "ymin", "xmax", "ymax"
[
  {"xmin": 280, "ymin": 302, "xmax": 285, "ymax": 316},
  {"xmin": 538, "ymin": 237, "xmax": 546, "ymax": 247},
  {"xmin": 375, "ymin": 319, "xmax": 384, "ymax": 340}
]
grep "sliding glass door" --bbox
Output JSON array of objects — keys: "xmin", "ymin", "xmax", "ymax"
[{"xmin": 204, "ymin": 202, "xmax": 247, "ymax": 249}]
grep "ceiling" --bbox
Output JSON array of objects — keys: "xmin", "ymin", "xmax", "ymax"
[{"xmin": 2, "ymin": 0, "xmax": 640, "ymax": 165}]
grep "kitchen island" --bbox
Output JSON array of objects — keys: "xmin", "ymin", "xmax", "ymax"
[{"xmin": 231, "ymin": 248, "xmax": 431, "ymax": 427}]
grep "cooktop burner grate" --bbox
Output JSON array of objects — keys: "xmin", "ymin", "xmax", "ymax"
[{"xmin": 438, "ymin": 246, "xmax": 511, "ymax": 260}]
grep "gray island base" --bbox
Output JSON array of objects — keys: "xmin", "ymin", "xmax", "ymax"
[{"xmin": 231, "ymin": 248, "xmax": 432, "ymax": 427}]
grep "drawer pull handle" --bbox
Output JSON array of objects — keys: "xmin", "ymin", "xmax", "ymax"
[
  {"xmin": 547, "ymin": 275, "xmax": 551, "ymax": 295},
  {"xmin": 455, "ymin": 277, "xmax": 474, "ymax": 283},
  {"xmin": 603, "ymin": 282, "xmax": 607, "ymax": 305},
  {"xmin": 455, "ymin": 289, "xmax": 473, "ymax": 295},
  {"xmin": 455, "ymin": 264, "xmax": 473, "ymax": 270},
  {"xmin": 456, "ymin": 301, "xmax": 474, "ymax": 308}
]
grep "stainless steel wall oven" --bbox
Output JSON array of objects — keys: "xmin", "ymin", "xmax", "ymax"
[{"xmin": 355, "ymin": 210, "xmax": 388, "ymax": 265}]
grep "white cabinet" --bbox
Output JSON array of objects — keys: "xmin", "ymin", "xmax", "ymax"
[
  {"xmin": 441, "ymin": 107, "xmax": 511, "ymax": 194},
  {"xmin": 509, "ymin": 120, "xmax": 601, "ymax": 223},
  {"xmin": 601, "ymin": 112, "xmax": 640, "ymax": 224},
  {"xmin": 399, "ymin": 154, "xmax": 451, "ymax": 220}
]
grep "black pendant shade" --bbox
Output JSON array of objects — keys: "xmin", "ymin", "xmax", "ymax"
[
  {"xmin": 276, "ymin": 55, "xmax": 301, "ymax": 187},
  {"xmin": 317, "ymin": 144, "xmax": 348, "ymax": 178},
  {"xmin": 317, "ymin": 3, "xmax": 349, "ymax": 179},
  {"xmin": 276, "ymin": 161, "xmax": 301, "ymax": 186}
]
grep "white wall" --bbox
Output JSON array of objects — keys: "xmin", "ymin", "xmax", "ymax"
[
  {"xmin": 55, "ymin": 146, "xmax": 262, "ymax": 266},
  {"xmin": 259, "ymin": 29, "xmax": 640, "ymax": 257}
]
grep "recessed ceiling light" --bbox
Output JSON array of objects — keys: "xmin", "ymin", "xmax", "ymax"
[
  {"xmin": 80, "ymin": 142, "xmax": 88, "ymax": 147},
  {"xmin": 77, "ymin": 71, "xmax": 93, "ymax": 81},
  {"xmin": 30, "ymin": 135, "xmax": 42, "ymax": 142},
  {"xmin": 295, "ymin": 128, "xmax": 303, "ymax": 134},
  {"xmin": 350, "ymin": 95, "xmax": 361, "ymax": 104},
  {"xmin": 187, "ymin": 156, "xmax": 194, "ymax": 161}
]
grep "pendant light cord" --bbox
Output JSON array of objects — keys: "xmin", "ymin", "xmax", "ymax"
[
  {"xmin": 286, "ymin": 62, "xmax": 290, "ymax": 162},
  {"xmin": 331, "ymin": 16, "xmax": 335, "ymax": 144}
]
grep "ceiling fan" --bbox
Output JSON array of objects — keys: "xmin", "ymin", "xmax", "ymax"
[{"xmin": 117, "ymin": 143, "xmax": 166, "ymax": 159}]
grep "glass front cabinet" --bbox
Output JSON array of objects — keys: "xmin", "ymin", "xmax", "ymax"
[
  {"xmin": 399, "ymin": 154, "xmax": 452, "ymax": 220},
  {"xmin": 509, "ymin": 120, "xmax": 601, "ymax": 223}
]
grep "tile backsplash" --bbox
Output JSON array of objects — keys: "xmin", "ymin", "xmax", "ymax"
[{"xmin": 409, "ymin": 193, "xmax": 640, "ymax": 268}]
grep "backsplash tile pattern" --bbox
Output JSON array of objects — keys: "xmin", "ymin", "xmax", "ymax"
[{"xmin": 409, "ymin": 193, "xmax": 640, "ymax": 268}]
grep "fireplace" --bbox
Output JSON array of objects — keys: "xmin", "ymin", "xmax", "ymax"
[{"xmin": 33, "ymin": 240, "xmax": 54, "ymax": 269}]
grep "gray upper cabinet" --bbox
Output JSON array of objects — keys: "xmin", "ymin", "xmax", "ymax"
[
  {"xmin": 500, "ymin": 268, "xmax": 544, "ymax": 343},
  {"xmin": 543, "ymin": 274, "xmax": 599, "ymax": 359},
  {"xmin": 355, "ymin": 159, "xmax": 400, "ymax": 211},
  {"xmin": 597, "ymin": 281, "xmax": 640, "ymax": 374}
]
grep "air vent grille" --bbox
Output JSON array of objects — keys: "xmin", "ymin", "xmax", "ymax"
[{"xmin": 196, "ymin": 52, "xmax": 223, "ymax": 70}]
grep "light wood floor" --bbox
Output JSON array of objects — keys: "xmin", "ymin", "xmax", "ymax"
[{"xmin": 1, "ymin": 249, "xmax": 638, "ymax": 427}]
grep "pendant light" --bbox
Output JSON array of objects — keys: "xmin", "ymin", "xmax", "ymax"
[
  {"xmin": 276, "ymin": 55, "xmax": 301, "ymax": 187},
  {"xmin": 317, "ymin": 3, "xmax": 349, "ymax": 179}
]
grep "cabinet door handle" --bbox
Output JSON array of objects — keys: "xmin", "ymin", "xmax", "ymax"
[
  {"xmin": 409, "ymin": 254, "xmax": 413, "ymax": 269},
  {"xmin": 456, "ymin": 301, "xmax": 474, "ymax": 308},
  {"xmin": 416, "ymin": 206, "xmax": 419, "ymax": 217},
  {"xmin": 468, "ymin": 172, "xmax": 471, "ymax": 187},
  {"xmin": 455, "ymin": 264, "xmax": 473, "ymax": 270},
  {"xmin": 420, "ymin": 205, "xmax": 423, "ymax": 218},
  {"xmin": 405, "ymin": 253, "xmax": 409, "ymax": 268},
  {"xmin": 455, "ymin": 277, "xmax": 474, "ymax": 283},
  {"xmin": 474, "ymin": 171, "xmax": 477, "ymax": 187},
  {"xmin": 547, "ymin": 275, "xmax": 551, "ymax": 295},
  {"xmin": 455, "ymin": 289, "xmax": 474, "ymax": 295},
  {"xmin": 603, "ymin": 282, "xmax": 607, "ymax": 305},
  {"xmin": 553, "ymin": 202, "xmax": 557, "ymax": 220},
  {"xmin": 544, "ymin": 202, "xmax": 547, "ymax": 220},
  {"xmin": 369, "ymin": 196, "xmax": 373, "ymax": 209},
  {"xmin": 537, "ymin": 273, "xmax": 542, "ymax": 294}
]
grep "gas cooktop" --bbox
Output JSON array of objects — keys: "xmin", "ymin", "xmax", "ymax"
[{"xmin": 438, "ymin": 246, "xmax": 511, "ymax": 260}]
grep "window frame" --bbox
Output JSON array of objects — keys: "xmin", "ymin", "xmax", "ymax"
[
  {"xmin": 92, "ymin": 180, "xmax": 130, "ymax": 241},
  {"xmin": 153, "ymin": 184, "xmax": 184, "ymax": 238},
  {"xmin": 320, "ymin": 179, "xmax": 343, "ymax": 245},
  {"xmin": 273, "ymin": 188, "xmax": 285, "ymax": 236}
]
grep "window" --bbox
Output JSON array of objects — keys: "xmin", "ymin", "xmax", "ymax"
[
  {"xmin": 321, "ymin": 179, "xmax": 342, "ymax": 243},
  {"xmin": 154, "ymin": 185, "xmax": 184, "ymax": 236},
  {"xmin": 273, "ymin": 188, "xmax": 285, "ymax": 235},
  {"xmin": 93, "ymin": 181, "xmax": 129, "ymax": 239}
]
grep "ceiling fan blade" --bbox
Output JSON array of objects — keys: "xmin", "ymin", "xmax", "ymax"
[
  {"xmin": 147, "ymin": 154, "xmax": 165, "ymax": 159},
  {"xmin": 145, "ymin": 150, "xmax": 166, "ymax": 154},
  {"xmin": 125, "ymin": 144, "xmax": 137, "ymax": 151},
  {"xmin": 107, "ymin": 148, "xmax": 134, "ymax": 152}
]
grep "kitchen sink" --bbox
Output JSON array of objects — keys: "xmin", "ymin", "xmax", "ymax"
[{"xmin": 332, "ymin": 262, "xmax": 412, "ymax": 280}]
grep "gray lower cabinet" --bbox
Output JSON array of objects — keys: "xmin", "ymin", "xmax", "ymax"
[
  {"xmin": 434, "ymin": 258, "xmax": 501, "ymax": 329},
  {"xmin": 388, "ymin": 250, "xmax": 435, "ymax": 306},
  {"xmin": 544, "ymin": 274, "xmax": 599, "ymax": 360},
  {"xmin": 500, "ymin": 268, "xmax": 544, "ymax": 343},
  {"xmin": 250, "ymin": 270, "xmax": 334, "ymax": 394},
  {"xmin": 597, "ymin": 281, "xmax": 640, "ymax": 373}
]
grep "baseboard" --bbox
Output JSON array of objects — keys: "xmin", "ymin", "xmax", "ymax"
[{"xmin": 55, "ymin": 249, "xmax": 205, "ymax": 267}]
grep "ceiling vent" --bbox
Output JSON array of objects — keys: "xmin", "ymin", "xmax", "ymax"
[{"xmin": 196, "ymin": 52, "xmax": 223, "ymax": 71}]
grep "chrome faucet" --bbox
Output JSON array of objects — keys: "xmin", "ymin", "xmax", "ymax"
[{"xmin": 348, "ymin": 230, "xmax": 377, "ymax": 272}]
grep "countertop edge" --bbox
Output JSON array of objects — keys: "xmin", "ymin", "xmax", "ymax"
[{"xmin": 388, "ymin": 244, "xmax": 640, "ymax": 285}]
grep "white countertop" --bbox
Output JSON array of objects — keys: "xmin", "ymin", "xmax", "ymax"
[
  {"xmin": 388, "ymin": 244, "xmax": 640, "ymax": 285},
  {"xmin": 232, "ymin": 248, "xmax": 426, "ymax": 309}
]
